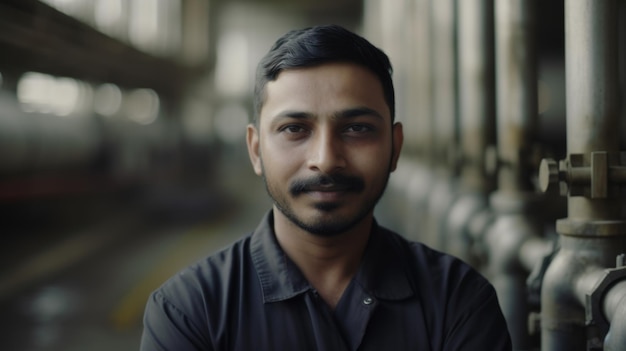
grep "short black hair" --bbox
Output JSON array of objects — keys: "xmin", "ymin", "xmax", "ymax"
[{"xmin": 254, "ymin": 24, "xmax": 395, "ymax": 122}]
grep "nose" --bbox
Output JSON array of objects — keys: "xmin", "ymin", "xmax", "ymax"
[{"xmin": 307, "ymin": 129, "xmax": 346, "ymax": 173}]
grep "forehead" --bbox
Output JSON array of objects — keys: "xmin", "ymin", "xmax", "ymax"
[{"xmin": 259, "ymin": 62, "xmax": 390, "ymax": 124}]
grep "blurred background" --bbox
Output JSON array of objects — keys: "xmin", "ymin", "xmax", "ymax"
[{"xmin": 1, "ymin": 0, "xmax": 625, "ymax": 350}]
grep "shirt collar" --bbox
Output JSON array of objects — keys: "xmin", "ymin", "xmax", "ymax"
[
  {"xmin": 250, "ymin": 211, "xmax": 311, "ymax": 303},
  {"xmin": 250, "ymin": 210, "xmax": 415, "ymax": 303}
]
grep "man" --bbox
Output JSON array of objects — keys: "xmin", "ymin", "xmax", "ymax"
[{"xmin": 140, "ymin": 24, "xmax": 511, "ymax": 350}]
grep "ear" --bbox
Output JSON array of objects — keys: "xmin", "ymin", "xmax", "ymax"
[
  {"xmin": 390, "ymin": 122, "xmax": 403, "ymax": 172},
  {"xmin": 247, "ymin": 124, "xmax": 263, "ymax": 176}
]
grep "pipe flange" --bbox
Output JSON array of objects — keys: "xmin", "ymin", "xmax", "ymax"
[
  {"xmin": 585, "ymin": 265, "xmax": 626, "ymax": 347},
  {"xmin": 556, "ymin": 218, "xmax": 626, "ymax": 237}
]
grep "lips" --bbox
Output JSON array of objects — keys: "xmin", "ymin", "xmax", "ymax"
[
  {"xmin": 305, "ymin": 183, "xmax": 353, "ymax": 192},
  {"xmin": 304, "ymin": 189, "xmax": 348, "ymax": 204}
]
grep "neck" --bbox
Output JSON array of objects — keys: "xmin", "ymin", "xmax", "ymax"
[{"xmin": 273, "ymin": 208, "xmax": 372, "ymax": 309}]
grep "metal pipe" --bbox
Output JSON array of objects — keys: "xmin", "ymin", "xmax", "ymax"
[
  {"xmin": 430, "ymin": 0, "xmax": 457, "ymax": 167},
  {"xmin": 541, "ymin": 236, "xmax": 626, "ymax": 350},
  {"xmin": 457, "ymin": 0, "xmax": 495, "ymax": 191},
  {"xmin": 426, "ymin": 0, "xmax": 459, "ymax": 250},
  {"xmin": 541, "ymin": 241, "xmax": 602, "ymax": 349},
  {"xmin": 400, "ymin": 0, "xmax": 435, "ymax": 242},
  {"xmin": 446, "ymin": 0, "xmax": 495, "ymax": 265},
  {"xmin": 603, "ymin": 281, "xmax": 626, "ymax": 350},
  {"xmin": 484, "ymin": 192, "xmax": 544, "ymax": 349},
  {"xmin": 487, "ymin": 1, "xmax": 543, "ymax": 348},
  {"xmin": 413, "ymin": 0, "xmax": 433, "ymax": 163},
  {"xmin": 494, "ymin": 0, "xmax": 537, "ymax": 193},
  {"xmin": 540, "ymin": 1, "xmax": 625, "ymax": 350},
  {"xmin": 519, "ymin": 236, "xmax": 553, "ymax": 273},
  {"xmin": 565, "ymin": 0, "xmax": 620, "ymax": 221},
  {"xmin": 565, "ymin": 2, "xmax": 618, "ymax": 156}
]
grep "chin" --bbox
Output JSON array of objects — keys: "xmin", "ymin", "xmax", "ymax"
[{"xmin": 287, "ymin": 205, "xmax": 372, "ymax": 237}]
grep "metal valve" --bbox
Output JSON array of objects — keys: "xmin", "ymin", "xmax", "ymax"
[
  {"xmin": 538, "ymin": 152, "xmax": 626, "ymax": 198},
  {"xmin": 538, "ymin": 158, "xmax": 560, "ymax": 194}
]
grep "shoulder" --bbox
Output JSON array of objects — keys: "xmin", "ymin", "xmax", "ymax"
[
  {"xmin": 377, "ymin": 226, "xmax": 497, "ymax": 315},
  {"xmin": 159, "ymin": 233, "xmax": 253, "ymax": 304},
  {"xmin": 408, "ymin": 239, "xmax": 512, "ymax": 349},
  {"xmin": 378, "ymin": 227, "xmax": 511, "ymax": 349},
  {"xmin": 140, "ymin": 234, "xmax": 256, "ymax": 350},
  {"xmin": 384, "ymin": 227, "xmax": 488, "ymax": 288},
  {"xmin": 148, "ymin": 234, "xmax": 255, "ymax": 325}
]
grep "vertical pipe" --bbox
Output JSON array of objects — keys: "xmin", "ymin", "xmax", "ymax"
[
  {"xmin": 541, "ymin": 1, "xmax": 623, "ymax": 350},
  {"xmin": 445, "ymin": 0, "xmax": 494, "ymax": 264},
  {"xmin": 490, "ymin": 1, "xmax": 539, "ymax": 348},
  {"xmin": 426, "ymin": 0, "xmax": 458, "ymax": 250},
  {"xmin": 457, "ymin": 0, "xmax": 495, "ymax": 192},
  {"xmin": 399, "ymin": 0, "xmax": 435, "ymax": 242},
  {"xmin": 485, "ymin": 209, "xmax": 541, "ymax": 349},
  {"xmin": 495, "ymin": 0, "xmax": 537, "ymax": 193},
  {"xmin": 565, "ymin": 0, "xmax": 620, "ymax": 221},
  {"xmin": 430, "ymin": 0, "xmax": 458, "ymax": 166},
  {"xmin": 413, "ymin": 0, "xmax": 433, "ymax": 162}
]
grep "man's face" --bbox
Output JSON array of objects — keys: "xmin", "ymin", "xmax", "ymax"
[{"xmin": 247, "ymin": 62, "xmax": 403, "ymax": 236}]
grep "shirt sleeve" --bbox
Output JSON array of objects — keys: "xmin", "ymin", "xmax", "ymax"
[
  {"xmin": 443, "ymin": 282, "xmax": 513, "ymax": 351},
  {"xmin": 140, "ymin": 290, "xmax": 212, "ymax": 351}
]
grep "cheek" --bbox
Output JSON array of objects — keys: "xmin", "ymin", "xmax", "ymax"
[
  {"xmin": 345, "ymin": 155, "xmax": 388, "ymax": 190},
  {"xmin": 352, "ymin": 144, "xmax": 393, "ymax": 171},
  {"xmin": 260, "ymin": 143, "xmax": 302, "ymax": 179}
]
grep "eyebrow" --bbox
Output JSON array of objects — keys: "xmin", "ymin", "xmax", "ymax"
[
  {"xmin": 272, "ymin": 106, "xmax": 385, "ymax": 121},
  {"xmin": 333, "ymin": 107, "xmax": 384, "ymax": 120}
]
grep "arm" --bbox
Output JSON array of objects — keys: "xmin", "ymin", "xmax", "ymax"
[{"xmin": 443, "ymin": 282, "xmax": 512, "ymax": 351}]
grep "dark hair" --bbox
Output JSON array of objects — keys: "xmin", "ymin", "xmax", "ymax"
[{"xmin": 253, "ymin": 24, "xmax": 395, "ymax": 122}]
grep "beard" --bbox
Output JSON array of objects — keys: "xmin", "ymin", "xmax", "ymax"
[{"xmin": 261, "ymin": 165, "xmax": 391, "ymax": 237}]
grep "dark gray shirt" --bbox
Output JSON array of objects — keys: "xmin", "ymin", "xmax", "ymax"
[{"xmin": 140, "ymin": 211, "xmax": 511, "ymax": 350}]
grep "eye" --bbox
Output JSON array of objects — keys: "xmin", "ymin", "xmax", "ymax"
[
  {"xmin": 345, "ymin": 124, "xmax": 373, "ymax": 134},
  {"xmin": 281, "ymin": 125, "xmax": 307, "ymax": 134},
  {"xmin": 277, "ymin": 124, "xmax": 311, "ymax": 141}
]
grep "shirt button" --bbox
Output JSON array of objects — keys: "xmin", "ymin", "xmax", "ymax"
[{"xmin": 363, "ymin": 297, "xmax": 373, "ymax": 305}]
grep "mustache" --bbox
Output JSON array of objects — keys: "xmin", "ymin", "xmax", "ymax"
[{"xmin": 290, "ymin": 173, "xmax": 365, "ymax": 195}]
